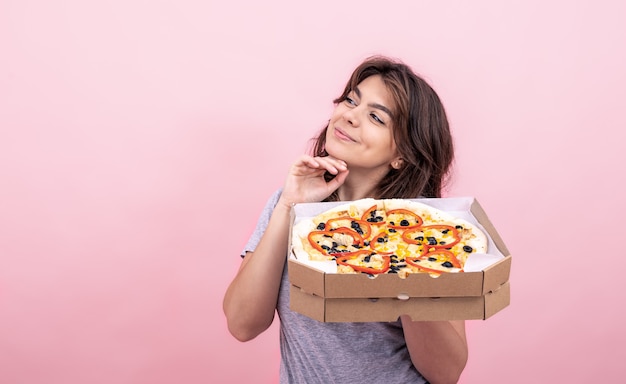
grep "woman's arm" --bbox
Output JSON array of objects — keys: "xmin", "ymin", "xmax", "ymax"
[
  {"xmin": 400, "ymin": 317, "xmax": 468, "ymax": 384},
  {"xmin": 223, "ymin": 155, "xmax": 348, "ymax": 342},
  {"xmin": 222, "ymin": 201, "xmax": 293, "ymax": 342}
]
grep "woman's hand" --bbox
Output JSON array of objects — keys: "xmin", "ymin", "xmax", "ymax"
[{"xmin": 279, "ymin": 155, "xmax": 349, "ymax": 207}]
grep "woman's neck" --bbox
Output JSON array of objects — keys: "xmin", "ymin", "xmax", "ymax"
[
  {"xmin": 337, "ymin": 185, "xmax": 372, "ymax": 201},
  {"xmin": 336, "ymin": 167, "xmax": 388, "ymax": 201}
]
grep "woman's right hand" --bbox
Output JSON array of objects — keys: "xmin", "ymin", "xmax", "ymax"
[{"xmin": 279, "ymin": 155, "xmax": 349, "ymax": 208}]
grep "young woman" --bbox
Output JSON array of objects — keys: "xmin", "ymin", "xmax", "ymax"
[{"xmin": 223, "ymin": 56, "xmax": 467, "ymax": 384}]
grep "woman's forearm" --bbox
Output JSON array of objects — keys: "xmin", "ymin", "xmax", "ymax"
[
  {"xmin": 401, "ymin": 318, "xmax": 468, "ymax": 384},
  {"xmin": 222, "ymin": 201, "xmax": 292, "ymax": 341}
]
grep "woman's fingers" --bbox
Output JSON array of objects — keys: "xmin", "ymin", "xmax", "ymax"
[
  {"xmin": 281, "ymin": 155, "xmax": 350, "ymax": 205},
  {"xmin": 291, "ymin": 155, "xmax": 347, "ymax": 176},
  {"xmin": 296, "ymin": 155, "xmax": 346, "ymax": 174},
  {"xmin": 313, "ymin": 156, "xmax": 347, "ymax": 175}
]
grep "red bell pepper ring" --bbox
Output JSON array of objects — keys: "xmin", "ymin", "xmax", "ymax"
[
  {"xmin": 386, "ymin": 208, "xmax": 423, "ymax": 229},
  {"xmin": 361, "ymin": 204, "xmax": 386, "ymax": 228},
  {"xmin": 325, "ymin": 216, "xmax": 372, "ymax": 239},
  {"xmin": 406, "ymin": 249, "xmax": 463, "ymax": 273},
  {"xmin": 307, "ymin": 227, "xmax": 364, "ymax": 254},
  {"xmin": 361, "ymin": 204, "xmax": 378, "ymax": 221},
  {"xmin": 401, "ymin": 225, "xmax": 461, "ymax": 249},
  {"xmin": 369, "ymin": 230, "xmax": 392, "ymax": 253},
  {"xmin": 336, "ymin": 252, "xmax": 391, "ymax": 274}
]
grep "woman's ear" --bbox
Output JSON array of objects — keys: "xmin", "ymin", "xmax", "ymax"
[{"xmin": 391, "ymin": 158, "xmax": 404, "ymax": 169}]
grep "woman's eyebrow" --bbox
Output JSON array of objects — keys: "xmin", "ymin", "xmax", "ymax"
[
  {"xmin": 370, "ymin": 102, "xmax": 393, "ymax": 118},
  {"xmin": 353, "ymin": 86, "xmax": 393, "ymax": 118}
]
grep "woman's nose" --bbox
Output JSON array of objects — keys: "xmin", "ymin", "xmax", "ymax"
[{"xmin": 342, "ymin": 107, "xmax": 359, "ymax": 127}]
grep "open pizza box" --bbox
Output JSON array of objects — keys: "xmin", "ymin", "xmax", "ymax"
[{"xmin": 287, "ymin": 197, "xmax": 512, "ymax": 322}]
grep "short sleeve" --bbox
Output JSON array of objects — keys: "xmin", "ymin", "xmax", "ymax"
[{"xmin": 240, "ymin": 188, "xmax": 283, "ymax": 257}]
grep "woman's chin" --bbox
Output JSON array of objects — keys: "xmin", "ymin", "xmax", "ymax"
[{"xmin": 324, "ymin": 143, "xmax": 349, "ymax": 163}]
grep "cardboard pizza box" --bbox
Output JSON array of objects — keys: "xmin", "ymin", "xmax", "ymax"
[{"xmin": 287, "ymin": 197, "xmax": 512, "ymax": 322}]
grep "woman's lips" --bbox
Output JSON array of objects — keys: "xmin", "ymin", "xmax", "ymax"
[{"xmin": 333, "ymin": 127, "xmax": 356, "ymax": 142}]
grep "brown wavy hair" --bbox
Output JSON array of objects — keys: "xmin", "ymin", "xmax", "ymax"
[{"xmin": 311, "ymin": 55, "xmax": 455, "ymax": 200}]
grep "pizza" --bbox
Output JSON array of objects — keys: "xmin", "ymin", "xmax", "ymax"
[{"xmin": 291, "ymin": 198, "xmax": 488, "ymax": 277}]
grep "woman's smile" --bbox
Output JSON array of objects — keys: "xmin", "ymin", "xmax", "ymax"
[{"xmin": 333, "ymin": 126, "xmax": 356, "ymax": 142}]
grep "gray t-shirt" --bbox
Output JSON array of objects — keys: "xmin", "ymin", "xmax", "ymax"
[{"xmin": 242, "ymin": 189, "xmax": 428, "ymax": 384}]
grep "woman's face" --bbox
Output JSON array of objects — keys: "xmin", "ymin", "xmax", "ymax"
[{"xmin": 325, "ymin": 75, "xmax": 398, "ymax": 173}]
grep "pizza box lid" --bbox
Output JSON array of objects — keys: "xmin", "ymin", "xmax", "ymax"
[{"xmin": 288, "ymin": 197, "xmax": 511, "ymax": 299}]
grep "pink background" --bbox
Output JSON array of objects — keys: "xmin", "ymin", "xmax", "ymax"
[{"xmin": 1, "ymin": 1, "xmax": 624, "ymax": 383}]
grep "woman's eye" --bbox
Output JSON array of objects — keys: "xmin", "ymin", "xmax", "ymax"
[
  {"xmin": 345, "ymin": 96, "xmax": 356, "ymax": 106},
  {"xmin": 371, "ymin": 113, "xmax": 384, "ymax": 124}
]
